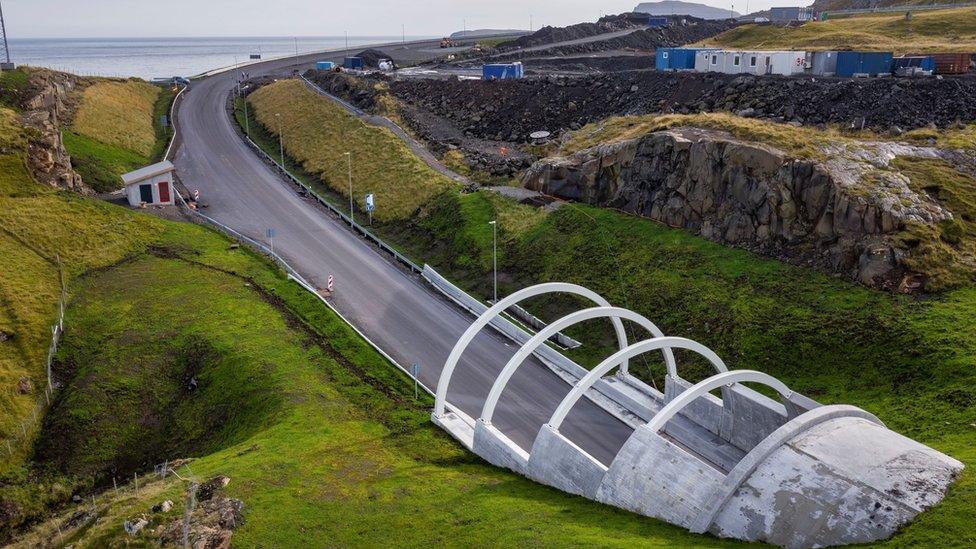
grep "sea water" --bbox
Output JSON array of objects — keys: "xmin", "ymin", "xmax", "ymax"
[{"xmin": 7, "ymin": 36, "xmax": 426, "ymax": 79}]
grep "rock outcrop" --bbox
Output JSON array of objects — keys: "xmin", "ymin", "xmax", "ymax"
[
  {"xmin": 18, "ymin": 69, "xmax": 91, "ymax": 194},
  {"xmin": 522, "ymin": 128, "xmax": 953, "ymax": 288}
]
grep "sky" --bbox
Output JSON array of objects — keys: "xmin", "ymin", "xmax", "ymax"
[{"xmin": 5, "ymin": 0, "xmax": 809, "ymax": 39}]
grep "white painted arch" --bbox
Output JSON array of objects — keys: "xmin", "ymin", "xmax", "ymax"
[
  {"xmin": 549, "ymin": 337, "xmax": 729, "ymax": 430},
  {"xmin": 434, "ymin": 283, "xmax": 629, "ymax": 417},
  {"xmin": 644, "ymin": 369, "xmax": 792, "ymax": 435},
  {"xmin": 480, "ymin": 306, "xmax": 676, "ymax": 424}
]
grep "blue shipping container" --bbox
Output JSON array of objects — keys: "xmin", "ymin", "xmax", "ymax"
[
  {"xmin": 656, "ymin": 48, "xmax": 710, "ymax": 70},
  {"xmin": 483, "ymin": 63, "xmax": 524, "ymax": 80},
  {"xmin": 316, "ymin": 61, "xmax": 336, "ymax": 70},
  {"xmin": 891, "ymin": 56, "xmax": 935, "ymax": 72},
  {"xmin": 343, "ymin": 57, "xmax": 364, "ymax": 70},
  {"xmin": 648, "ymin": 16, "xmax": 669, "ymax": 27},
  {"xmin": 835, "ymin": 51, "xmax": 893, "ymax": 77}
]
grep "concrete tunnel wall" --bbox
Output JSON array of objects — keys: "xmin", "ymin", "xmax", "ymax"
[{"xmin": 435, "ymin": 282, "xmax": 964, "ymax": 547}]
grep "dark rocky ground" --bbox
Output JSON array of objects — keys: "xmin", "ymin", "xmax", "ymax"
[
  {"xmin": 500, "ymin": 13, "xmax": 647, "ymax": 50},
  {"xmin": 385, "ymin": 71, "xmax": 976, "ymax": 142},
  {"xmin": 522, "ymin": 55, "xmax": 656, "ymax": 74},
  {"xmin": 307, "ymin": 66, "xmax": 976, "ymax": 179},
  {"xmin": 489, "ymin": 19, "xmax": 738, "ymax": 62}
]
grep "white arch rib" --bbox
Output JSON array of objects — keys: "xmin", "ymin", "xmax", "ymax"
[
  {"xmin": 548, "ymin": 337, "xmax": 729, "ymax": 430},
  {"xmin": 644, "ymin": 370, "xmax": 792, "ymax": 435},
  {"xmin": 433, "ymin": 283, "xmax": 629, "ymax": 417},
  {"xmin": 480, "ymin": 306, "xmax": 675, "ymax": 424}
]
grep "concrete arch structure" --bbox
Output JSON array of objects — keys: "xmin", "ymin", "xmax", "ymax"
[
  {"xmin": 643, "ymin": 370, "xmax": 791, "ymax": 436},
  {"xmin": 433, "ymin": 282, "xmax": 629, "ymax": 418},
  {"xmin": 549, "ymin": 337, "xmax": 727, "ymax": 431},
  {"xmin": 479, "ymin": 306, "xmax": 676, "ymax": 425},
  {"xmin": 435, "ymin": 283, "xmax": 963, "ymax": 547}
]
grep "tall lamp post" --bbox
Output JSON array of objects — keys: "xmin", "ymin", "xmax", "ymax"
[
  {"xmin": 489, "ymin": 220, "xmax": 497, "ymax": 303},
  {"xmin": 275, "ymin": 113, "xmax": 284, "ymax": 168},
  {"xmin": 345, "ymin": 152, "xmax": 354, "ymax": 225}
]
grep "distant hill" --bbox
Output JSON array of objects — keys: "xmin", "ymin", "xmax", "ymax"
[
  {"xmin": 449, "ymin": 29, "xmax": 527, "ymax": 39},
  {"xmin": 635, "ymin": 1, "xmax": 739, "ymax": 19},
  {"xmin": 810, "ymin": 0, "xmax": 972, "ymax": 11}
]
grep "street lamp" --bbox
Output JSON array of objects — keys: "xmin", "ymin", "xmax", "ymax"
[
  {"xmin": 275, "ymin": 113, "xmax": 284, "ymax": 168},
  {"xmin": 345, "ymin": 152, "xmax": 354, "ymax": 225},
  {"xmin": 489, "ymin": 220, "xmax": 497, "ymax": 303}
]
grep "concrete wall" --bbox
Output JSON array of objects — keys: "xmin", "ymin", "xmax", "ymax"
[
  {"xmin": 527, "ymin": 425, "xmax": 607, "ymax": 499},
  {"xmin": 597, "ymin": 425, "xmax": 725, "ymax": 529},
  {"xmin": 472, "ymin": 420, "xmax": 529, "ymax": 474},
  {"xmin": 709, "ymin": 416, "xmax": 963, "ymax": 547}
]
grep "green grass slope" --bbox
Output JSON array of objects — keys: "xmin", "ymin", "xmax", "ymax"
[
  {"xmin": 0, "ymin": 106, "xmax": 161, "ymax": 467},
  {"xmin": 62, "ymin": 80, "xmax": 176, "ymax": 193},
  {"xmin": 704, "ymin": 7, "xmax": 976, "ymax": 53},
  {"xmin": 5, "ymin": 201, "xmax": 745, "ymax": 548}
]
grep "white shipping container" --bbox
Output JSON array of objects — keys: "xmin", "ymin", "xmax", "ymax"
[{"xmin": 695, "ymin": 50, "xmax": 808, "ymax": 76}]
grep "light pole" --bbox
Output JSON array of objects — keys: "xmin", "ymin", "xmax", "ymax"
[
  {"xmin": 275, "ymin": 113, "xmax": 284, "ymax": 168},
  {"xmin": 345, "ymin": 152, "xmax": 354, "ymax": 225},
  {"xmin": 489, "ymin": 220, "xmax": 497, "ymax": 303}
]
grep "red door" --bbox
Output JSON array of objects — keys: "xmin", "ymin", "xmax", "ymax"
[{"xmin": 158, "ymin": 181, "xmax": 171, "ymax": 203}]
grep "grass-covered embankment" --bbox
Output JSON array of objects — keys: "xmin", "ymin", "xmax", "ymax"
[
  {"xmin": 64, "ymin": 79, "xmax": 176, "ymax": 192},
  {"xmin": 1, "ymin": 180, "xmax": 744, "ymax": 547},
  {"xmin": 247, "ymin": 79, "xmax": 454, "ymax": 221},
  {"xmin": 239, "ymin": 78, "xmax": 976, "ymax": 547},
  {"xmin": 703, "ymin": 7, "xmax": 976, "ymax": 53},
  {"xmin": 0, "ymin": 105, "xmax": 161, "ymax": 467}
]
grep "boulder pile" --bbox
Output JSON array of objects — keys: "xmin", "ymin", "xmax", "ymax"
[{"xmin": 389, "ymin": 71, "xmax": 976, "ymax": 141}]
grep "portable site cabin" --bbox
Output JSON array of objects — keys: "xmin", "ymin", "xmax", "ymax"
[
  {"xmin": 647, "ymin": 16, "xmax": 669, "ymax": 27},
  {"xmin": 695, "ymin": 50, "xmax": 807, "ymax": 76},
  {"xmin": 656, "ymin": 48, "xmax": 716, "ymax": 71},
  {"xmin": 343, "ymin": 57, "xmax": 364, "ymax": 70},
  {"xmin": 122, "ymin": 161, "xmax": 175, "ymax": 207},
  {"xmin": 892, "ymin": 56, "xmax": 935, "ymax": 76},
  {"xmin": 908, "ymin": 53, "xmax": 972, "ymax": 75},
  {"xmin": 315, "ymin": 60, "xmax": 336, "ymax": 70},
  {"xmin": 811, "ymin": 51, "xmax": 838, "ymax": 76},
  {"xmin": 835, "ymin": 51, "xmax": 892, "ymax": 77},
  {"xmin": 769, "ymin": 6, "xmax": 814, "ymax": 21},
  {"xmin": 483, "ymin": 62, "xmax": 524, "ymax": 80}
]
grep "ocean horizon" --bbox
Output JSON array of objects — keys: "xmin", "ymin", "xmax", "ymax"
[{"xmin": 8, "ymin": 36, "xmax": 435, "ymax": 79}]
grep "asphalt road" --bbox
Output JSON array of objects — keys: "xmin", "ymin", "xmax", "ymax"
[{"xmin": 173, "ymin": 39, "xmax": 635, "ymax": 464}]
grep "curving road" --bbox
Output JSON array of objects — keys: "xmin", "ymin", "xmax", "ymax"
[{"xmin": 173, "ymin": 41, "xmax": 635, "ymax": 464}]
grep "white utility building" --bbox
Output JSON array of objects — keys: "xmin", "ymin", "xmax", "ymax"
[
  {"xmin": 695, "ymin": 50, "xmax": 809, "ymax": 76},
  {"xmin": 121, "ymin": 161, "xmax": 176, "ymax": 207}
]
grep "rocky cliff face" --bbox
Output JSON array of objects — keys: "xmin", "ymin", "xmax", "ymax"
[
  {"xmin": 522, "ymin": 128, "xmax": 953, "ymax": 289},
  {"xmin": 19, "ymin": 70, "xmax": 91, "ymax": 194}
]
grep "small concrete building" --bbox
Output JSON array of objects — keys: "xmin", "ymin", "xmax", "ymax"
[
  {"xmin": 122, "ymin": 160, "xmax": 176, "ymax": 207},
  {"xmin": 695, "ymin": 50, "xmax": 808, "ymax": 76}
]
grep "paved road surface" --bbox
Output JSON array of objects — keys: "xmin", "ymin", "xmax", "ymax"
[{"xmin": 173, "ymin": 40, "xmax": 635, "ymax": 464}]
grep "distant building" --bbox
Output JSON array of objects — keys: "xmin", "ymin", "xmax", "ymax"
[
  {"xmin": 769, "ymin": 6, "xmax": 814, "ymax": 21},
  {"xmin": 122, "ymin": 161, "xmax": 175, "ymax": 207}
]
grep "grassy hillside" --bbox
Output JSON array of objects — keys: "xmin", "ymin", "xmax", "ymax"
[
  {"xmin": 71, "ymin": 80, "xmax": 160, "ymax": 156},
  {"xmin": 704, "ymin": 7, "xmax": 976, "ymax": 53},
  {"xmin": 0, "ymin": 105, "xmax": 161, "ymax": 465},
  {"xmin": 65, "ymin": 79, "xmax": 175, "ymax": 192},
  {"xmin": 247, "ymin": 79, "xmax": 454, "ymax": 221},
  {"xmin": 0, "ymin": 169, "xmax": 744, "ymax": 547},
  {"xmin": 239, "ymin": 81, "xmax": 976, "ymax": 546}
]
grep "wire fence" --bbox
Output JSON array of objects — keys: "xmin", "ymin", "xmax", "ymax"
[{"xmin": 3, "ymin": 255, "xmax": 66, "ymax": 459}]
